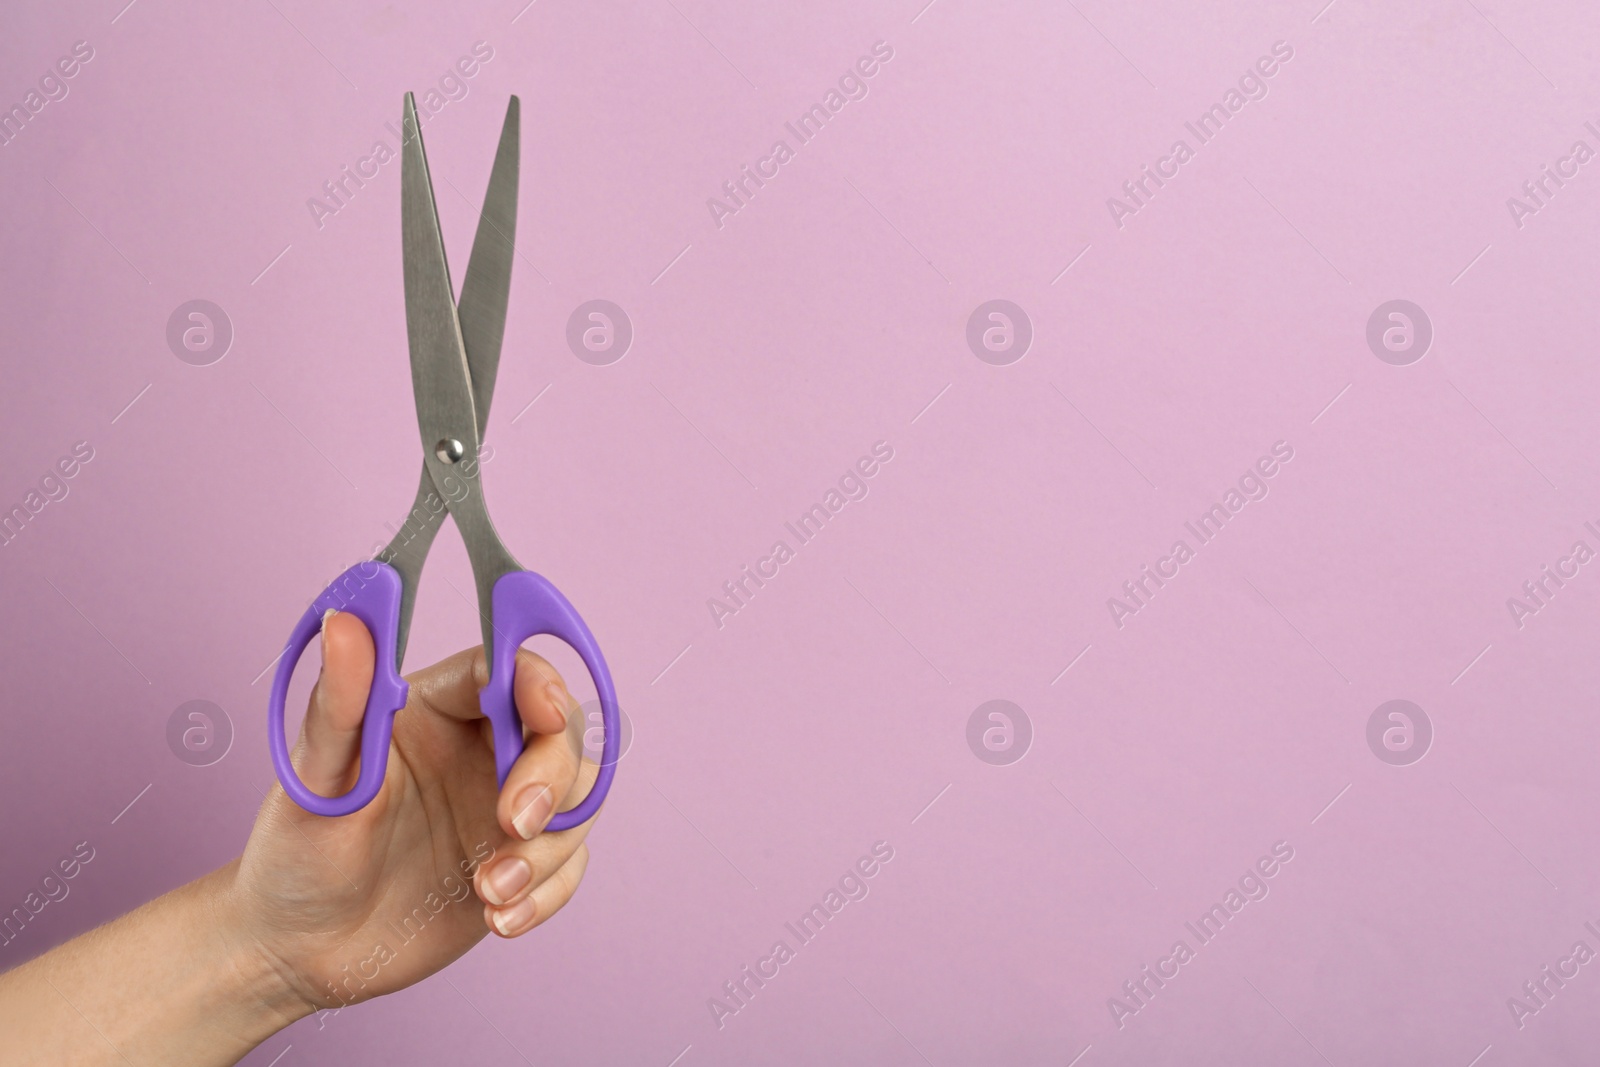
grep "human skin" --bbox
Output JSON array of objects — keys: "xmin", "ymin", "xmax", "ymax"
[{"xmin": 0, "ymin": 609, "xmax": 600, "ymax": 1065}]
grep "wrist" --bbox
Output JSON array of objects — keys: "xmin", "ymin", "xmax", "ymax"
[
  {"xmin": 198, "ymin": 861, "xmax": 317, "ymax": 1041},
  {"xmin": 0, "ymin": 859, "xmax": 316, "ymax": 1066}
]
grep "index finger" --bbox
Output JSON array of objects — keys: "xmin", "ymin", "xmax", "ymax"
[{"xmin": 407, "ymin": 644, "xmax": 569, "ymax": 736}]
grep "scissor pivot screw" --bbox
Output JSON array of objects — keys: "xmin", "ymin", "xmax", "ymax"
[{"xmin": 435, "ymin": 438, "xmax": 466, "ymax": 464}]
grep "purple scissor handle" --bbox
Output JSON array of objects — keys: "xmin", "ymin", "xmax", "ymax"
[
  {"xmin": 266, "ymin": 563, "xmax": 619, "ymax": 829},
  {"xmin": 266, "ymin": 562, "xmax": 409, "ymax": 817},
  {"xmin": 266, "ymin": 93, "xmax": 620, "ymax": 831},
  {"xmin": 480, "ymin": 571, "xmax": 620, "ymax": 827}
]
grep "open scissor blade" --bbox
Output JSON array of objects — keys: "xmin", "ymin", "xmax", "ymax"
[
  {"xmin": 400, "ymin": 92, "xmax": 482, "ymax": 466},
  {"xmin": 457, "ymin": 95, "xmax": 519, "ymax": 433},
  {"xmin": 399, "ymin": 92, "xmax": 523, "ymax": 660},
  {"xmin": 383, "ymin": 93, "xmax": 520, "ymax": 664}
]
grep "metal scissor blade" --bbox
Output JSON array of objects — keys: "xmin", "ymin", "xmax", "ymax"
[
  {"xmin": 381, "ymin": 96, "xmax": 519, "ymax": 664},
  {"xmin": 457, "ymin": 95, "xmax": 519, "ymax": 431},
  {"xmin": 400, "ymin": 92, "xmax": 522, "ymax": 660},
  {"xmin": 401, "ymin": 91, "xmax": 482, "ymax": 467}
]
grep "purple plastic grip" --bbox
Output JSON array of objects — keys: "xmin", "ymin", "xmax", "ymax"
[
  {"xmin": 480, "ymin": 570, "xmax": 619, "ymax": 831},
  {"xmin": 267, "ymin": 562, "xmax": 411, "ymax": 817}
]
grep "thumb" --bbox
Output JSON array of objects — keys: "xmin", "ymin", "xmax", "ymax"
[{"xmin": 290, "ymin": 609, "xmax": 375, "ymax": 799}]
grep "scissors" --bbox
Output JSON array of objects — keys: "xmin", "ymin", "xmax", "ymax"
[{"xmin": 267, "ymin": 93, "xmax": 619, "ymax": 831}]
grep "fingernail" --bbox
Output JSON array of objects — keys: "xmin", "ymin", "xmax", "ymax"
[
  {"xmin": 511, "ymin": 785, "xmax": 553, "ymax": 840},
  {"xmin": 321, "ymin": 609, "xmax": 338, "ymax": 658},
  {"xmin": 546, "ymin": 682, "xmax": 567, "ymax": 726},
  {"xmin": 491, "ymin": 894, "xmax": 537, "ymax": 936},
  {"xmin": 481, "ymin": 857, "xmax": 531, "ymax": 906}
]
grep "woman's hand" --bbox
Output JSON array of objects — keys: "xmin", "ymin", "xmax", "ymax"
[
  {"xmin": 228, "ymin": 609, "xmax": 601, "ymax": 1017},
  {"xmin": 0, "ymin": 615, "xmax": 602, "ymax": 1066}
]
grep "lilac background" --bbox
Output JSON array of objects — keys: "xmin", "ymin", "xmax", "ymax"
[{"xmin": 4, "ymin": 0, "xmax": 1600, "ymax": 1063}]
